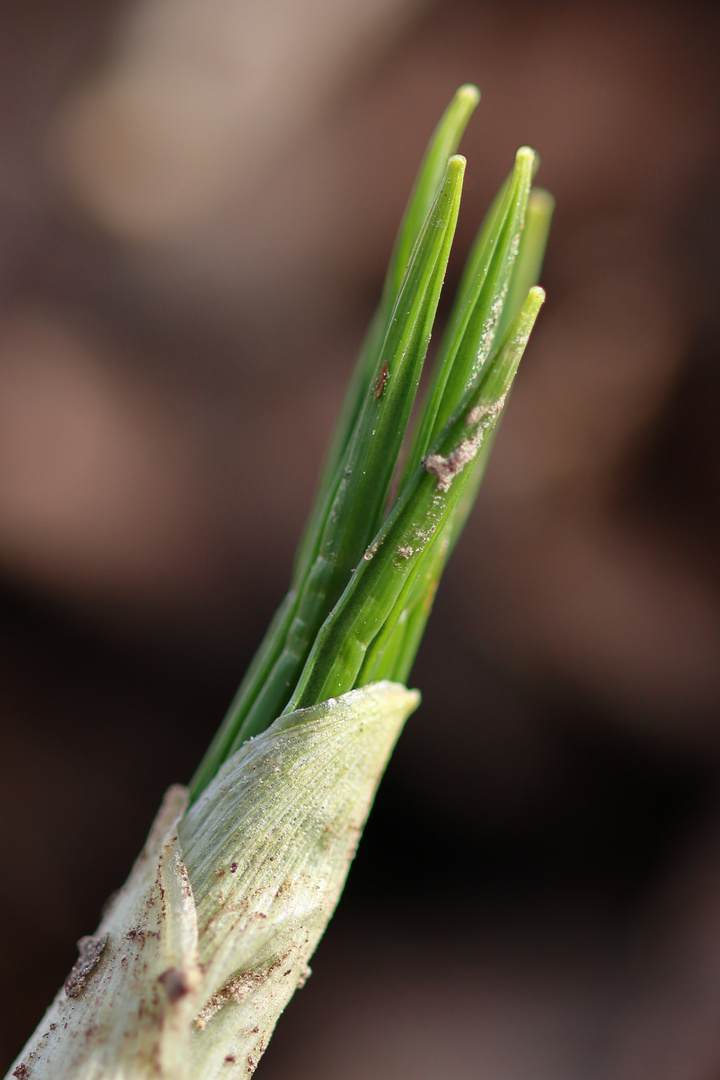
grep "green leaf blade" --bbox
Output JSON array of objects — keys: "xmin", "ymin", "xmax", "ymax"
[
  {"xmin": 190, "ymin": 149, "xmax": 468, "ymax": 799},
  {"xmin": 294, "ymin": 84, "xmax": 480, "ymax": 581},
  {"xmin": 223, "ymin": 156, "xmax": 466, "ymax": 750},
  {"xmin": 402, "ymin": 146, "xmax": 537, "ymax": 489},
  {"xmin": 497, "ymin": 186, "xmax": 555, "ymax": 338},
  {"xmin": 287, "ymin": 287, "xmax": 545, "ymax": 710}
]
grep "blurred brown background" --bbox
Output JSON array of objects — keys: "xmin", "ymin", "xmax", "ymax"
[{"xmin": 2, "ymin": 0, "xmax": 720, "ymax": 1075}]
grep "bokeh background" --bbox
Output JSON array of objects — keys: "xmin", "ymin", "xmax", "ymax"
[{"xmin": 2, "ymin": 0, "xmax": 720, "ymax": 1075}]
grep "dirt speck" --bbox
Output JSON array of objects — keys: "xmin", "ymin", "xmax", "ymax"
[
  {"xmin": 373, "ymin": 359, "xmax": 389, "ymax": 401},
  {"xmin": 195, "ymin": 969, "xmax": 270, "ymax": 1029},
  {"xmin": 363, "ymin": 542, "xmax": 379, "ymax": 562},
  {"xmin": 65, "ymin": 934, "xmax": 109, "ymax": 998},
  {"xmin": 158, "ymin": 967, "xmax": 190, "ymax": 1003},
  {"xmin": 296, "ymin": 964, "xmax": 312, "ymax": 989}
]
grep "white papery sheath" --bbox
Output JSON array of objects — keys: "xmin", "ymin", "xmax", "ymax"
[{"xmin": 8, "ymin": 681, "xmax": 419, "ymax": 1080}]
